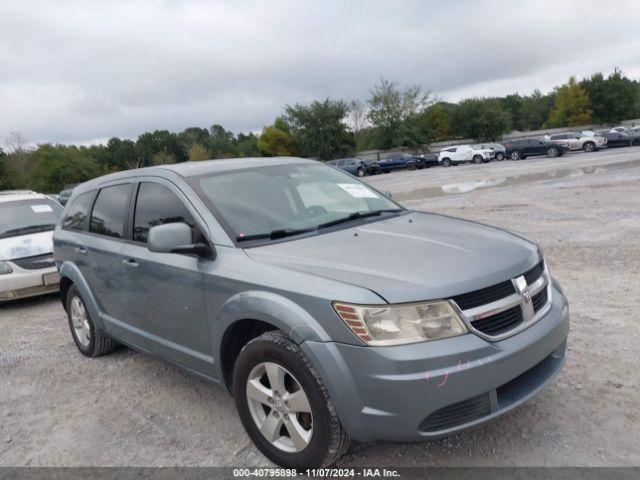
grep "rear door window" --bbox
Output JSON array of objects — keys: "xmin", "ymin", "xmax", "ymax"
[
  {"xmin": 133, "ymin": 182, "xmax": 195, "ymax": 243},
  {"xmin": 90, "ymin": 184, "xmax": 131, "ymax": 239},
  {"xmin": 62, "ymin": 192, "xmax": 95, "ymax": 231}
]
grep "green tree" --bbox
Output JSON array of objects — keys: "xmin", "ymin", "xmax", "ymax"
[
  {"xmin": 580, "ymin": 69, "xmax": 640, "ymax": 124},
  {"xmin": 187, "ymin": 143, "xmax": 210, "ymax": 161},
  {"xmin": 501, "ymin": 94, "xmax": 524, "ymax": 131},
  {"xmin": 453, "ymin": 98, "xmax": 511, "ymax": 141},
  {"xmin": 421, "ymin": 102, "xmax": 456, "ymax": 141},
  {"xmin": 235, "ymin": 132, "xmax": 261, "ymax": 157},
  {"xmin": 106, "ymin": 138, "xmax": 138, "ymax": 170},
  {"xmin": 519, "ymin": 90, "xmax": 555, "ymax": 131},
  {"xmin": 257, "ymin": 125, "xmax": 297, "ymax": 156},
  {"xmin": 135, "ymin": 130, "xmax": 187, "ymax": 167},
  {"xmin": 544, "ymin": 77, "xmax": 592, "ymax": 128},
  {"xmin": 367, "ymin": 78, "xmax": 431, "ymax": 149},
  {"xmin": 284, "ymin": 99, "xmax": 355, "ymax": 159},
  {"xmin": 28, "ymin": 145, "xmax": 102, "ymax": 192}
]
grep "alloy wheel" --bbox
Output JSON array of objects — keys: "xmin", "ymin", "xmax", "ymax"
[
  {"xmin": 70, "ymin": 296, "xmax": 91, "ymax": 347},
  {"xmin": 246, "ymin": 362, "xmax": 313, "ymax": 453}
]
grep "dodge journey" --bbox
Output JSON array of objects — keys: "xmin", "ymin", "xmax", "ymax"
[{"xmin": 53, "ymin": 157, "xmax": 569, "ymax": 467}]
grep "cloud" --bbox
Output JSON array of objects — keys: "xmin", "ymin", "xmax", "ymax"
[{"xmin": 2, "ymin": 0, "xmax": 640, "ymax": 147}]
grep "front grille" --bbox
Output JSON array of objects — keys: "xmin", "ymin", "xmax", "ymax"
[
  {"xmin": 419, "ymin": 393, "xmax": 492, "ymax": 432},
  {"xmin": 532, "ymin": 287, "xmax": 548, "ymax": 312},
  {"xmin": 12, "ymin": 253, "xmax": 55, "ymax": 270},
  {"xmin": 524, "ymin": 261, "xmax": 544, "ymax": 285},
  {"xmin": 471, "ymin": 305, "xmax": 523, "ymax": 336},
  {"xmin": 452, "ymin": 280, "xmax": 515, "ymax": 310}
]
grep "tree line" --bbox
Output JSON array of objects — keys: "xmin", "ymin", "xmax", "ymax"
[{"xmin": 2, "ymin": 69, "xmax": 639, "ymax": 193}]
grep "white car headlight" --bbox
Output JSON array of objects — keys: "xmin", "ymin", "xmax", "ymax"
[
  {"xmin": 0, "ymin": 261, "xmax": 13, "ymax": 275},
  {"xmin": 333, "ymin": 300, "xmax": 468, "ymax": 346}
]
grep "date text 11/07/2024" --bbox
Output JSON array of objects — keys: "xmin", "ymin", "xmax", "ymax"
[{"xmin": 232, "ymin": 468, "xmax": 401, "ymax": 477}]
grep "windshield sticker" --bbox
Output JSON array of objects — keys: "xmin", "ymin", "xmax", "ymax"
[
  {"xmin": 337, "ymin": 183, "xmax": 379, "ymax": 199},
  {"xmin": 31, "ymin": 205, "xmax": 53, "ymax": 213}
]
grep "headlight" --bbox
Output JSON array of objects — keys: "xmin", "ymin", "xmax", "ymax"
[
  {"xmin": 333, "ymin": 300, "xmax": 468, "ymax": 346},
  {"xmin": 0, "ymin": 261, "xmax": 13, "ymax": 275}
]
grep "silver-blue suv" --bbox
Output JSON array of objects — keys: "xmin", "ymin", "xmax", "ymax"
[{"xmin": 53, "ymin": 157, "xmax": 569, "ymax": 468}]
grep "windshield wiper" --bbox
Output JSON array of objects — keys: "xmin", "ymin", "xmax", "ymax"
[
  {"xmin": 0, "ymin": 224, "xmax": 56, "ymax": 239},
  {"xmin": 237, "ymin": 227, "xmax": 317, "ymax": 242},
  {"xmin": 316, "ymin": 209, "xmax": 403, "ymax": 230}
]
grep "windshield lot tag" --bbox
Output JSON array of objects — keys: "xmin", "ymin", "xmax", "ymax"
[
  {"xmin": 337, "ymin": 183, "xmax": 379, "ymax": 198},
  {"xmin": 31, "ymin": 205, "xmax": 53, "ymax": 213}
]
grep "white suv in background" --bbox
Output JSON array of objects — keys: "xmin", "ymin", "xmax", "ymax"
[
  {"xmin": 438, "ymin": 145, "xmax": 493, "ymax": 167},
  {"xmin": 545, "ymin": 132, "xmax": 607, "ymax": 152},
  {"xmin": 0, "ymin": 190, "xmax": 63, "ymax": 302}
]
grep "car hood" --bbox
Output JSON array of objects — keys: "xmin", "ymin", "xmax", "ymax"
[
  {"xmin": 245, "ymin": 212, "xmax": 540, "ymax": 304},
  {"xmin": 0, "ymin": 231, "xmax": 54, "ymax": 261}
]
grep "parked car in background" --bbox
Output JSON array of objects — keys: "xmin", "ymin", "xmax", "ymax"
[
  {"xmin": 545, "ymin": 132, "xmax": 607, "ymax": 152},
  {"xmin": 53, "ymin": 157, "xmax": 569, "ymax": 468},
  {"xmin": 378, "ymin": 153, "xmax": 419, "ymax": 172},
  {"xmin": 327, "ymin": 158, "xmax": 370, "ymax": 177},
  {"xmin": 610, "ymin": 126, "xmax": 627, "ymax": 133},
  {"xmin": 416, "ymin": 152, "xmax": 439, "ymax": 168},
  {"xmin": 361, "ymin": 158, "xmax": 381, "ymax": 175},
  {"xmin": 601, "ymin": 131, "xmax": 640, "ymax": 148},
  {"xmin": 472, "ymin": 142, "xmax": 507, "ymax": 161},
  {"xmin": 504, "ymin": 138, "xmax": 568, "ymax": 160},
  {"xmin": 624, "ymin": 126, "xmax": 640, "ymax": 136},
  {"xmin": 0, "ymin": 190, "xmax": 63, "ymax": 302},
  {"xmin": 58, "ymin": 183, "xmax": 79, "ymax": 206},
  {"xmin": 438, "ymin": 145, "xmax": 492, "ymax": 167}
]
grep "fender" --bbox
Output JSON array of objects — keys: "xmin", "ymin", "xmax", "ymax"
[
  {"xmin": 211, "ymin": 290, "xmax": 332, "ymax": 380},
  {"xmin": 58, "ymin": 261, "xmax": 105, "ymax": 331}
]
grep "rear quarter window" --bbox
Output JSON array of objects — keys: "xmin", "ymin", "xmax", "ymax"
[{"xmin": 62, "ymin": 191, "xmax": 95, "ymax": 231}]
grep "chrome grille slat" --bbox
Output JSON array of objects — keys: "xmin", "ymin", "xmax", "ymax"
[{"xmin": 452, "ymin": 260, "xmax": 552, "ymax": 341}]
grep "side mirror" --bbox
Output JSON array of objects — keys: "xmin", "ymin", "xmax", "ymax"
[{"xmin": 148, "ymin": 222, "xmax": 215, "ymax": 260}]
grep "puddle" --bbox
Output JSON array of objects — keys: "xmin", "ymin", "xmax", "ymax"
[{"xmin": 396, "ymin": 158, "xmax": 640, "ymax": 201}]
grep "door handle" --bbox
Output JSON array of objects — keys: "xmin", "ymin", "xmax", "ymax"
[
  {"xmin": 75, "ymin": 246, "xmax": 88, "ymax": 255},
  {"xmin": 122, "ymin": 258, "xmax": 139, "ymax": 268}
]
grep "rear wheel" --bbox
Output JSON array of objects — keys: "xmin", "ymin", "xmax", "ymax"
[
  {"xmin": 233, "ymin": 331, "xmax": 350, "ymax": 468},
  {"xmin": 472, "ymin": 155, "xmax": 483, "ymax": 164},
  {"xmin": 496, "ymin": 152, "xmax": 505, "ymax": 161},
  {"xmin": 407, "ymin": 163, "xmax": 416, "ymax": 171},
  {"xmin": 583, "ymin": 141, "xmax": 596, "ymax": 152},
  {"xmin": 356, "ymin": 167, "xmax": 365, "ymax": 177},
  {"xmin": 66, "ymin": 286, "xmax": 117, "ymax": 357},
  {"xmin": 546, "ymin": 147, "xmax": 559, "ymax": 158},
  {"xmin": 510, "ymin": 151, "xmax": 521, "ymax": 161},
  {"xmin": 441, "ymin": 158, "xmax": 451, "ymax": 167}
]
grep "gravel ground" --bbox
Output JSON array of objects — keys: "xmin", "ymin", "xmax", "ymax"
[{"xmin": 1, "ymin": 150, "xmax": 639, "ymax": 467}]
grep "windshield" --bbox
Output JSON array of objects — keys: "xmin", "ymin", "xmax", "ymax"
[
  {"xmin": 0, "ymin": 198, "xmax": 63, "ymax": 239},
  {"xmin": 190, "ymin": 163, "xmax": 403, "ymax": 243}
]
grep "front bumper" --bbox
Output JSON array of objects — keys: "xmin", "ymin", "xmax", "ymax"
[
  {"xmin": 303, "ymin": 285, "xmax": 569, "ymax": 442},
  {"xmin": 0, "ymin": 264, "xmax": 60, "ymax": 301}
]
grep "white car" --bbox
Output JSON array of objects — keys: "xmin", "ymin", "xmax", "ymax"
[
  {"xmin": 611, "ymin": 126, "xmax": 627, "ymax": 133},
  {"xmin": 0, "ymin": 190, "xmax": 63, "ymax": 302},
  {"xmin": 438, "ymin": 145, "xmax": 493, "ymax": 167},
  {"xmin": 546, "ymin": 132, "xmax": 607, "ymax": 152}
]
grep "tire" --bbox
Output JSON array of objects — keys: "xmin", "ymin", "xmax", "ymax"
[
  {"xmin": 496, "ymin": 152, "xmax": 505, "ymax": 161},
  {"xmin": 356, "ymin": 167, "xmax": 365, "ymax": 177},
  {"xmin": 583, "ymin": 141, "xmax": 596, "ymax": 152},
  {"xmin": 510, "ymin": 151, "xmax": 521, "ymax": 161},
  {"xmin": 472, "ymin": 155, "xmax": 483, "ymax": 164},
  {"xmin": 441, "ymin": 158, "xmax": 451, "ymax": 167},
  {"xmin": 407, "ymin": 163, "xmax": 416, "ymax": 171},
  {"xmin": 233, "ymin": 331, "xmax": 350, "ymax": 468},
  {"xmin": 546, "ymin": 147, "xmax": 559, "ymax": 158},
  {"xmin": 65, "ymin": 285, "xmax": 117, "ymax": 357}
]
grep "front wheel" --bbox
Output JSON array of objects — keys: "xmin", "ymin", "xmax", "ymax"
[
  {"xmin": 496, "ymin": 152, "xmax": 505, "ymax": 161},
  {"xmin": 547, "ymin": 147, "xmax": 559, "ymax": 158},
  {"xmin": 583, "ymin": 142, "xmax": 596, "ymax": 152},
  {"xmin": 441, "ymin": 158, "xmax": 451, "ymax": 167},
  {"xmin": 356, "ymin": 167, "xmax": 365, "ymax": 177},
  {"xmin": 472, "ymin": 155, "xmax": 483, "ymax": 164},
  {"xmin": 510, "ymin": 151, "xmax": 521, "ymax": 161},
  {"xmin": 233, "ymin": 331, "xmax": 350, "ymax": 468}
]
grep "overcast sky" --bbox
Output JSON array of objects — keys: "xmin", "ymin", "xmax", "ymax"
[{"xmin": 2, "ymin": 0, "xmax": 640, "ymax": 148}]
